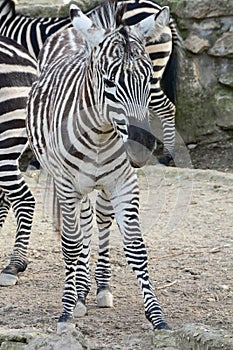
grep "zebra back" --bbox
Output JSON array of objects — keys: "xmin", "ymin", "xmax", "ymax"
[{"xmin": 0, "ymin": 0, "xmax": 71, "ymax": 59}]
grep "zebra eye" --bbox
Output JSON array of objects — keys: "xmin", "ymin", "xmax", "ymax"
[{"xmin": 104, "ymin": 78, "xmax": 116, "ymax": 88}]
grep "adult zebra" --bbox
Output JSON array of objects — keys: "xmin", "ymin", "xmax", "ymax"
[
  {"xmin": 0, "ymin": 35, "xmax": 37, "ymax": 286},
  {"xmin": 0, "ymin": 0, "xmax": 182, "ymax": 164},
  {"xmin": 26, "ymin": 1, "xmax": 171, "ymax": 332}
]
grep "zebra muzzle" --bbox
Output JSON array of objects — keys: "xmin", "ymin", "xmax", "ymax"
[{"xmin": 125, "ymin": 125, "xmax": 156, "ymax": 168}]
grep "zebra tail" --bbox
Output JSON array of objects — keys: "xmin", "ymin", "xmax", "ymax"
[
  {"xmin": 52, "ymin": 181, "xmax": 62, "ymax": 237},
  {"xmin": 161, "ymin": 23, "xmax": 184, "ymax": 105}
]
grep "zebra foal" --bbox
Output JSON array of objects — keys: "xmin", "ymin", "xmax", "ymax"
[
  {"xmin": 0, "ymin": 0, "xmax": 182, "ymax": 164},
  {"xmin": 0, "ymin": 35, "xmax": 37, "ymax": 286},
  {"xmin": 27, "ymin": 1, "xmax": 171, "ymax": 332}
]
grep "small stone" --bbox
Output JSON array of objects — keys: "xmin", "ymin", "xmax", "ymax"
[
  {"xmin": 219, "ymin": 74, "xmax": 233, "ymax": 88},
  {"xmin": 184, "ymin": 34, "xmax": 210, "ymax": 54},
  {"xmin": 219, "ymin": 284, "xmax": 230, "ymax": 291},
  {"xmin": 208, "ymin": 32, "xmax": 233, "ymax": 57},
  {"xmin": 187, "ymin": 144, "xmax": 197, "ymax": 150}
]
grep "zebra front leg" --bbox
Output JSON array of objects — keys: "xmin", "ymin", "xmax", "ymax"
[
  {"xmin": 55, "ymin": 189, "xmax": 83, "ymax": 333},
  {"xmin": 150, "ymin": 80, "xmax": 176, "ymax": 165},
  {"xmin": 108, "ymin": 179, "xmax": 171, "ymax": 331},
  {"xmin": 75, "ymin": 195, "xmax": 93, "ymax": 317},
  {"xmin": 0, "ymin": 170, "xmax": 35, "ymax": 286},
  {"xmin": 95, "ymin": 190, "xmax": 114, "ymax": 308}
]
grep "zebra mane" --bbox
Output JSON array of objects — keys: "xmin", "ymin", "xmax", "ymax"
[
  {"xmin": 87, "ymin": 0, "xmax": 132, "ymax": 55},
  {"xmin": 88, "ymin": 0, "xmax": 126, "ymax": 31}
]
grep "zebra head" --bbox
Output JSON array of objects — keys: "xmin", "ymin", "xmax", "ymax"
[{"xmin": 70, "ymin": 2, "xmax": 170, "ymax": 167}]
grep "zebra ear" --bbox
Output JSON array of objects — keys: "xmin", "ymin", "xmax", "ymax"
[
  {"xmin": 70, "ymin": 4, "xmax": 105, "ymax": 47},
  {"xmin": 131, "ymin": 6, "xmax": 170, "ymax": 42}
]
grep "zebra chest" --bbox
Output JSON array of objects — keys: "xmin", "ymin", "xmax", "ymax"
[{"xmin": 47, "ymin": 132, "xmax": 129, "ymax": 195}]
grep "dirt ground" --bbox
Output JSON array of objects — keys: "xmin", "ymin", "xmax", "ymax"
[
  {"xmin": 189, "ymin": 140, "xmax": 233, "ymax": 173},
  {"xmin": 0, "ymin": 161, "xmax": 233, "ymax": 349}
]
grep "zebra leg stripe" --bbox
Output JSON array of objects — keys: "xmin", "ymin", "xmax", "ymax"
[
  {"xmin": 75, "ymin": 196, "xmax": 93, "ymax": 317},
  {"xmin": 0, "ymin": 169, "xmax": 35, "ymax": 286},
  {"xmin": 56, "ymin": 184, "xmax": 83, "ymax": 329},
  {"xmin": 109, "ymin": 178, "xmax": 170, "ymax": 330},
  {"xmin": 124, "ymin": 240, "xmax": 169, "ymax": 329},
  {"xmin": 95, "ymin": 190, "xmax": 114, "ymax": 307}
]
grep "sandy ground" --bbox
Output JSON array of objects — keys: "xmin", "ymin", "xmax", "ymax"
[{"xmin": 0, "ymin": 165, "xmax": 232, "ymax": 349}]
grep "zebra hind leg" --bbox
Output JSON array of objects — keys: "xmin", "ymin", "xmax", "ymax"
[
  {"xmin": 0, "ymin": 174, "xmax": 35, "ymax": 286},
  {"xmin": 95, "ymin": 190, "xmax": 114, "ymax": 309},
  {"xmin": 74, "ymin": 196, "xmax": 93, "ymax": 317}
]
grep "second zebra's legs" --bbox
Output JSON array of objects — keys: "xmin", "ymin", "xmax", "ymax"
[
  {"xmin": 0, "ymin": 165, "xmax": 35, "ymax": 286},
  {"xmin": 150, "ymin": 78, "xmax": 176, "ymax": 166},
  {"xmin": 95, "ymin": 190, "xmax": 114, "ymax": 308}
]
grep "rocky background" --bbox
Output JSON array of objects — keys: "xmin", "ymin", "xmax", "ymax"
[{"xmin": 16, "ymin": 0, "xmax": 233, "ymax": 149}]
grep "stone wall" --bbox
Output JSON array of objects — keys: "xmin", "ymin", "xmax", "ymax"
[
  {"xmin": 166, "ymin": 0, "xmax": 233, "ymax": 145},
  {"xmin": 16, "ymin": 0, "xmax": 233, "ymax": 145}
]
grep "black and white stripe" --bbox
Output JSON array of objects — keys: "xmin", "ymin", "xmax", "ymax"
[
  {"xmin": 26, "ymin": 2, "xmax": 171, "ymax": 332},
  {"xmin": 0, "ymin": 0, "xmax": 70, "ymax": 60},
  {"xmin": 0, "ymin": 35, "xmax": 37, "ymax": 286}
]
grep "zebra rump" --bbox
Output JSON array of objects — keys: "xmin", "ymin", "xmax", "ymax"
[{"xmin": 0, "ymin": 35, "xmax": 37, "ymax": 286}]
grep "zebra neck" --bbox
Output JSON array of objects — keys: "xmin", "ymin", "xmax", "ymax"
[{"xmin": 79, "ymin": 64, "xmax": 115, "ymax": 134}]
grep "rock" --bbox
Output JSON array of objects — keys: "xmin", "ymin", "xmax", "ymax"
[
  {"xmin": 1, "ymin": 324, "xmax": 233, "ymax": 349},
  {"xmin": 208, "ymin": 32, "xmax": 233, "ymax": 57},
  {"xmin": 27, "ymin": 330, "xmax": 89, "ymax": 350},
  {"xmin": 187, "ymin": 144, "xmax": 197, "ymax": 150},
  {"xmin": 0, "ymin": 328, "xmax": 89, "ymax": 350},
  {"xmin": 215, "ymin": 91, "xmax": 233, "ymax": 130},
  {"xmin": 17, "ymin": 0, "xmax": 100, "ymax": 17},
  {"xmin": 175, "ymin": 0, "xmax": 233, "ymax": 19},
  {"xmin": 219, "ymin": 73, "xmax": 233, "ymax": 88},
  {"xmin": 176, "ymin": 324, "xmax": 233, "ymax": 350},
  {"xmin": 192, "ymin": 19, "xmax": 221, "ymax": 32},
  {"xmin": 184, "ymin": 34, "xmax": 210, "ymax": 54}
]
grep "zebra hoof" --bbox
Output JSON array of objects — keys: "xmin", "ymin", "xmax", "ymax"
[
  {"xmin": 154, "ymin": 321, "xmax": 172, "ymax": 331},
  {"xmin": 0, "ymin": 272, "xmax": 18, "ymax": 286},
  {"xmin": 74, "ymin": 300, "xmax": 87, "ymax": 317},
  {"xmin": 96, "ymin": 288, "xmax": 113, "ymax": 308}
]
